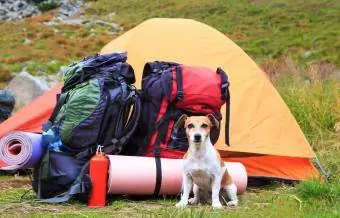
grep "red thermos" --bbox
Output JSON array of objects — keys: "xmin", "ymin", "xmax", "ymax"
[{"xmin": 88, "ymin": 146, "xmax": 109, "ymax": 207}]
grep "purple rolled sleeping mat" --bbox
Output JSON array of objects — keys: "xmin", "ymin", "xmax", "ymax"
[{"xmin": 0, "ymin": 131, "xmax": 44, "ymax": 171}]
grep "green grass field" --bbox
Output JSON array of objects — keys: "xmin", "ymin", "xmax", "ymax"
[{"xmin": 0, "ymin": 0, "xmax": 339, "ymax": 217}]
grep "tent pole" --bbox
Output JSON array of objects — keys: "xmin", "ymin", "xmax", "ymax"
[{"xmin": 314, "ymin": 156, "xmax": 330, "ymax": 181}]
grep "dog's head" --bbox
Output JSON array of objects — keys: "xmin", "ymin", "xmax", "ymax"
[{"xmin": 175, "ymin": 114, "xmax": 219, "ymax": 148}]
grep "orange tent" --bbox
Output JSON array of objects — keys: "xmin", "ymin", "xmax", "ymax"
[
  {"xmin": 0, "ymin": 83, "xmax": 62, "ymax": 136},
  {"xmin": 0, "ymin": 18, "xmax": 321, "ymax": 181}
]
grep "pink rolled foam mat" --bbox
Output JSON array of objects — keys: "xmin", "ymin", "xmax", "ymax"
[
  {"xmin": 107, "ymin": 155, "xmax": 247, "ymax": 196},
  {"xmin": 0, "ymin": 131, "xmax": 43, "ymax": 171}
]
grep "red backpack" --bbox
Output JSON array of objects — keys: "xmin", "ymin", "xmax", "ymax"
[{"xmin": 129, "ymin": 61, "xmax": 230, "ymax": 159}]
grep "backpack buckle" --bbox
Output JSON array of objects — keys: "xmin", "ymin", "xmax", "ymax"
[
  {"xmin": 221, "ymin": 82, "xmax": 230, "ymax": 100},
  {"xmin": 176, "ymin": 90, "xmax": 184, "ymax": 101},
  {"xmin": 221, "ymin": 82, "xmax": 229, "ymax": 89},
  {"xmin": 153, "ymin": 69, "xmax": 162, "ymax": 74}
]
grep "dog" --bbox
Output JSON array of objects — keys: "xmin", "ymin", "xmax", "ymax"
[{"xmin": 175, "ymin": 114, "xmax": 238, "ymax": 209}]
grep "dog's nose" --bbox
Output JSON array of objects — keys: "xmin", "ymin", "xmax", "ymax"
[{"xmin": 194, "ymin": 134, "xmax": 201, "ymax": 141}]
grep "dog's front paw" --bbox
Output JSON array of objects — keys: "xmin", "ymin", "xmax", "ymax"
[
  {"xmin": 212, "ymin": 202, "xmax": 223, "ymax": 209},
  {"xmin": 176, "ymin": 201, "xmax": 188, "ymax": 209},
  {"xmin": 226, "ymin": 200, "xmax": 238, "ymax": 207},
  {"xmin": 188, "ymin": 197, "xmax": 199, "ymax": 205}
]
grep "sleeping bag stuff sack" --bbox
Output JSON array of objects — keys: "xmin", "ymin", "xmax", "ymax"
[
  {"xmin": 128, "ymin": 61, "xmax": 230, "ymax": 195},
  {"xmin": 32, "ymin": 52, "xmax": 141, "ymax": 203}
]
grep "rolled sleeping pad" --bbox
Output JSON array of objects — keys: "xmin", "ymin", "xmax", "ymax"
[
  {"xmin": 0, "ymin": 131, "xmax": 43, "ymax": 171},
  {"xmin": 107, "ymin": 155, "xmax": 247, "ymax": 196}
]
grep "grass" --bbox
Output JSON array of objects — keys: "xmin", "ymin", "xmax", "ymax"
[
  {"xmin": 296, "ymin": 180, "xmax": 340, "ymax": 204},
  {"xmin": 0, "ymin": 180, "xmax": 338, "ymax": 217},
  {"xmin": 270, "ymin": 58, "xmax": 340, "ymax": 185},
  {"xmin": 0, "ymin": 0, "xmax": 340, "ymax": 217}
]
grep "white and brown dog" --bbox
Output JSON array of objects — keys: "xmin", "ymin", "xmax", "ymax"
[{"xmin": 175, "ymin": 114, "xmax": 238, "ymax": 209}]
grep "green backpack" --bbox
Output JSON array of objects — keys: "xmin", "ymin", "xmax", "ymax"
[
  {"xmin": 32, "ymin": 52, "xmax": 141, "ymax": 202},
  {"xmin": 43, "ymin": 52, "xmax": 141, "ymax": 157}
]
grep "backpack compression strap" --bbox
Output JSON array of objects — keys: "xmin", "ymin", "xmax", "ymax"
[
  {"xmin": 152, "ymin": 104, "xmax": 177, "ymax": 196},
  {"xmin": 217, "ymin": 67, "xmax": 231, "ymax": 146},
  {"xmin": 175, "ymin": 66, "xmax": 184, "ymax": 101}
]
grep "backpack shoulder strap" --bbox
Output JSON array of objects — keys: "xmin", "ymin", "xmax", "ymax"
[
  {"xmin": 217, "ymin": 67, "xmax": 231, "ymax": 146},
  {"xmin": 43, "ymin": 92, "xmax": 68, "ymax": 131},
  {"xmin": 105, "ymin": 91, "xmax": 141, "ymax": 154}
]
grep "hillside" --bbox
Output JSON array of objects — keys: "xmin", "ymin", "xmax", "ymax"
[
  {"xmin": 1, "ymin": 0, "xmax": 340, "ymax": 86},
  {"xmin": 89, "ymin": 0, "xmax": 340, "ymax": 67}
]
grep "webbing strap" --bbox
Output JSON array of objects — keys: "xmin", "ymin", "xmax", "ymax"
[
  {"xmin": 175, "ymin": 66, "xmax": 184, "ymax": 101},
  {"xmin": 152, "ymin": 106, "xmax": 175, "ymax": 195},
  {"xmin": 154, "ymin": 156, "xmax": 162, "ymax": 196},
  {"xmin": 217, "ymin": 67, "xmax": 231, "ymax": 146},
  {"xmin": 48, "ymin": 92, "xmax": 68, "ymax": 124}
]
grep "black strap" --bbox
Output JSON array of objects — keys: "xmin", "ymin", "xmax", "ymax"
[
  {"xmin": 137, "ymin": 102, "xmax": 172, "ymax": 153},
  {"xmin": 152, "ymin": 105, "xmax": 176, "ymax": 195},
  {"xmin": 153, "ymin": 127, "xmax": 163, "ymax": 196},
  {"xmin": 175, "ymin": 66, "xmax": 184, "ymax": 101},
  {"xmin": 217, "ymin": 67, "xmax": 231, "ymax": 146},
  {"xmin": 154, "ymin": 156, "xmax": 162, "ymax": 196},
  {"xmin": 105, "ymin": 93, "xmax": 141, "ymax": 155},
  {"xmin": 43, "ymin": 92, "xmax": 68, "ymax": 131}
]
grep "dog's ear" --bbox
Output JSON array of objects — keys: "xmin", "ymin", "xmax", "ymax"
[
  {"xmin": 207, "ymin": 114, "xmax": 219, "ymax": 129},
  {"xmin": 174, "ymin": 114, "xmax": 188, "ymax": 129}
]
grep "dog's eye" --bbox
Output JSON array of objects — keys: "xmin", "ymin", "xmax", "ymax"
[
  {"xmin": 201, "ymin": 123, "xmax": 208, "ymax": 128},
  {"xmin": 187, "ymin": 124, "xmax": 194, "ymax": 129}
]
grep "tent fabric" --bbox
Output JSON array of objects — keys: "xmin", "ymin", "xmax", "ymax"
[
  {"xmin": 219, "ymin": 152, "xmax": 320, "ymax": 181},
  {"xmin": 100, "ymin": 18, "xmax": 315, "ymax": 158},
  {"xmin": 0, "ymin": 18, "xmax": 320, "ymax": 181},
  {"xmin": 0, "ymin": 83, "xmax": 62, "ymax": 137}
]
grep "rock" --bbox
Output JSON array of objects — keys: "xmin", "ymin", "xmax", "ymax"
[
  {"xmin": 94, "ymin": 20, "xmax": 122, "ymax": 31},
  {"xmin": 334, "ymin": 122, "xmax": 340, "ymax": 133},
  {"xmin": 40, "ymin": 0, "xmax": 122, "ymax": 33},
  {"xmin": 37, "ymin": 74, "xmax": 60, "ymax": 88},
  {"xmin": 5, "ymin": 71, "xmax": 50, "ymax": 109},
  {"xmin": 107, "ymin": 12, "xmax": 116, "ymax": 19},
  {"xmin": 58, "ymin": 0, "xmax": 83, "ymax": 18},
  {"xmin": 303, "ymin": 50, "xmax": 315, "ymax": 59},
  {"xmin": 330, "ymin": 71, "xmax": 340, "ymax": 80},
  {"xmin": 23, "ymin": 38, "xmax": 31, "ymax": 45},
  {"xmin": 0, "ymin": 0, "xmax": 84, "ymax": 21},
  {"xmin": 0, "ymin": 0, "xmax": 41, "ymax": 21}
]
